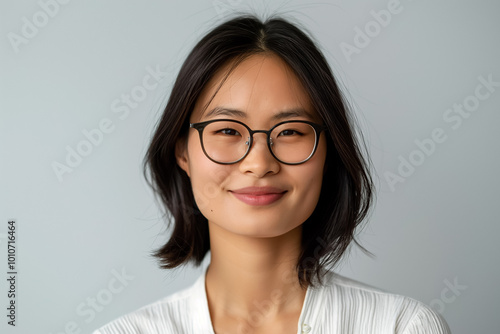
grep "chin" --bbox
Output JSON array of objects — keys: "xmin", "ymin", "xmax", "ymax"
[{"xmin": 232, "ymin": 219, "xmax": 302, "ymax": 239}]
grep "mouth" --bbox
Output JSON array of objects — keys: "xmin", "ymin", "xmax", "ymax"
[{"xmin": 229, "ymin": 187, "xmax": 287, "ymax": 206}]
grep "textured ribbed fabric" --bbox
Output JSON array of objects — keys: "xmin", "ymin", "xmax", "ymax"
[{"xmin": 94, "ymin": 268, "xmax": 451, "ymax": 333}]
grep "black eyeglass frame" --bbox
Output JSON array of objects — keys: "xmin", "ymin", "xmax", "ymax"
[{"xmin": 189, "ymin": 119, "xmax": 327, "ymax": 165}]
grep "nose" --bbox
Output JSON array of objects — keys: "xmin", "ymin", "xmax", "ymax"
[{"xmin": 238, "ymin": 132, "xmax": 280, "ymax": 177}]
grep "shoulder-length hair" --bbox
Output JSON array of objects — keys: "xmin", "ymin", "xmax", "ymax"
[{"xmin": 143, "ymin": 15, "xmax": 374, "ymax": 288}]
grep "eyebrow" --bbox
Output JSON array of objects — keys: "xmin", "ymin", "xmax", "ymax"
[{"xmin": 203, "ymin": 107, "xmax": 315, "ymax": 121}]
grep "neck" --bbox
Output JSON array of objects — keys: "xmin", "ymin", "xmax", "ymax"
[{"xmin": 205, "ymin": 222, "xmax": 308, "ymax": 324}]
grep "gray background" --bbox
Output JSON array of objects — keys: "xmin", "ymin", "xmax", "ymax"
[{"xmin": 1, "ymin": 0, "xmax": 499, "ymax": 333}]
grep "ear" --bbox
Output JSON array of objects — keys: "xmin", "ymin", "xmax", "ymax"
[{"xmin": 175, "ymin": 137, "xmax": 190, "ymax": 177}]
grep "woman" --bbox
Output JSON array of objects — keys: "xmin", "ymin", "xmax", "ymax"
[{"xmin": 94, "ymin": 15, "xmax": 450, "ymax": 334}]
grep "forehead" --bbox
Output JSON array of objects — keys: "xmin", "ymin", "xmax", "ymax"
[{"xmin": 191, "ymin": 54, "xmax": 317, "ymax": 122}]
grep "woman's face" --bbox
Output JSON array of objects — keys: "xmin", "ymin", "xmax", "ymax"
[{"xmin": 176, "ymin": 54, "xmax": 327, "ymax": 238}]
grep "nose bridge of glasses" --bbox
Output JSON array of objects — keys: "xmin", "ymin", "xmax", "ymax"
[{"xmin": 248, "ymin": 129, "xmax": 272, "ymax": 147}]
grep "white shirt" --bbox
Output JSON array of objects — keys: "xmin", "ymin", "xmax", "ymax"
[{"xmin": 94, "ymin": 268, "xmax": 451, "ymax": 333}]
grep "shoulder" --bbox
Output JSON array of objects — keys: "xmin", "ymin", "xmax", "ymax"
[
  {"xmin": 92, "ymin": 278, "xmax": 201, "ymax": 334},
  {"xmin": 311, "ymin": 271, "xmax": 451, "ymax": 333}
]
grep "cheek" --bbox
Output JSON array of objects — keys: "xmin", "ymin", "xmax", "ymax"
[
  {"xmin": 298, "ymin": 141, "xmax": 327, "ymax": 207},
  {"xmin": 300, "ymin": 165, "xmax": 324, "ymax": 204},
  {"xmin": 187, "ymin": 139, "xmax": 231, "ymax": 213}
]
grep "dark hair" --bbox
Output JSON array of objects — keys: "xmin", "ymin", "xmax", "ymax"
[{"xmin": 143, "ymin": 14, "xmax": 374, "ymax": 288}]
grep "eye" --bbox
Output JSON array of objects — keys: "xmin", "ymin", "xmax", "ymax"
[
  {"xmin": 217, "ymin": 128, "xmax": 241, "ymax": 136},
  {"xmin": 278, "ymin": 129, "xmax": 302, "ymax": 136}
]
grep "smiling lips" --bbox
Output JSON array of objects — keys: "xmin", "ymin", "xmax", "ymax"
[{"xmin": 230, "ymin": 186, "xmax": 287, "ymax": 206}]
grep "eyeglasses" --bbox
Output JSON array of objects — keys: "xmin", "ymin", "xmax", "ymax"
[{"xmin": 189, "ymin": 119, "xmax": 326, "ymax": 165}]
